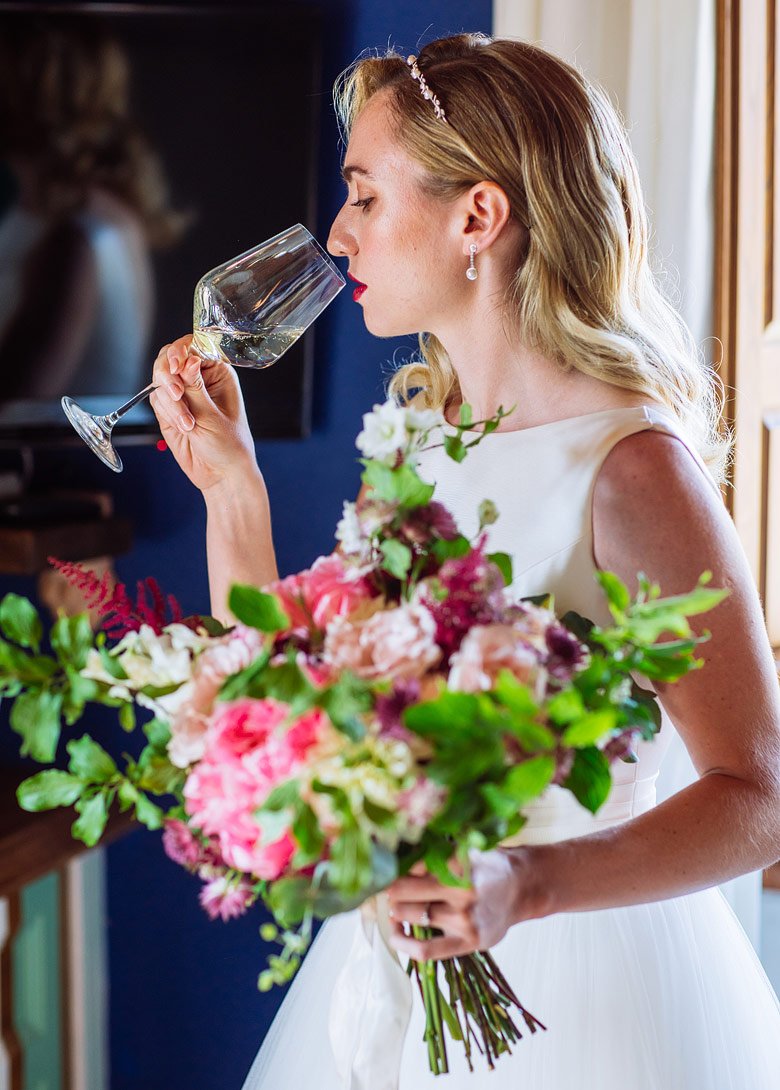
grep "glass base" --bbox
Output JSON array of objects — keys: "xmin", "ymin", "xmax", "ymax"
[{"xmin": 61, "ymin": 397, "xmax": 123, "ymax": 472}]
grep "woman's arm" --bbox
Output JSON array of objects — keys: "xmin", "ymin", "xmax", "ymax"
[
  {"xmin": 389, "ymin": 429, "xmax": 780, "ymax": 959},
  {"xmin": 150, "ymin": 337, "xmax": 279, "ymax": 621},
  {"xmin": 541, "ymin": 428, "xmax": 780, "ymax": 909}
]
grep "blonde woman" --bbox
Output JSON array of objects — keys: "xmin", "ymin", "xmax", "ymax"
[{"xmin": 151, "ymin": 33, "xmax": 780, "ymax": 1090}]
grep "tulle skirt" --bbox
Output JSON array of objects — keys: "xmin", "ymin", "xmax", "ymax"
[{"xmin": 240, "ymin": 884, "xmax": 780, "ymax": 1089}]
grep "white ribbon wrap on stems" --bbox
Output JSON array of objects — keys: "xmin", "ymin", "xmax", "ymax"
[{"xmin": 328, "ymin": 892, "xmax": 412, "ymax": 1090}]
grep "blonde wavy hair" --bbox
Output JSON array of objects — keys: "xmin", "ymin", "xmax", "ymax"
[{"xmin": 334, "ymin": 33, "xmax": 732, "ymax": 486}]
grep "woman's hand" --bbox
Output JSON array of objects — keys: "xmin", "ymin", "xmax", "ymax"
[
  {"xmin": 386, "ymin": 847, "xmax": 550, "ymax": 961},
  {"xmin": 149, "ymin": 334, "xmax": 259, "ymax": 494}
]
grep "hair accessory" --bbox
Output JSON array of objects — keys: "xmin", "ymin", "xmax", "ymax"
[
  {"xmin": 466, "ymin": 243, "xmax": 478, "ymax": 281},
  {"xmin": 406, "ymin": 55, "xmax": 447, "ymax": 123}
]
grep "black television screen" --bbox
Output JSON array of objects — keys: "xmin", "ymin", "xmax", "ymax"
[{"xmin": 0, "ymin": 2, "xmax": 322, "ymax": 445}]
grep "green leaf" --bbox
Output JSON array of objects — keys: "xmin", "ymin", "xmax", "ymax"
[
  {"xmin": 263, "ymin": 779, "xmax": 301, "ymax": 811},
  {"xmin": 143, "ymin": 718, "xmax": 172, "ymax": 752},
  {"xmin": 546, "ymin": 688, "xmax": 586, "ymax": 725},
  {"xmin": 0, "ymin": 594, "xmax": 41, "ymax": 650},
  {"xmin": 477, "ymin": 499, "xmax": 499, "ymax": 529},
  {"xmin": 501, "ymin": 755, "xmax": 556, "ymax": 806},
  {"xmin": 261, "ymin": 660, "xmax": 316, "ymax": 712},
  {"xmin": 443, "ymin": 433, "xmax": 467, "ymax": 463},
  {"xmin": 487, "ymin": 552, "xmax": 513, "ymax": 586},
  {"xmin": 98, "ymin": 645, "xmax": 128, "ymax": 681},
  {"xmin": 117, "ymin": 780, "xmax": 139, "ymax": 812},
  {"xmin": 186, "ymin": 614, "xmax": 229, "ymax": 637},
  {"xmin": 318, "ymin": 672, "xmax": 370, "ymax": 741},
  {"xmin": 73, "ymin": 792, "xmax": 109, "ymax": 847},
  {"xmin": 562, "ymin": 746, "xmax": 612, "ymax": 814},
  {"xmin": 67, "ymin": 735, "xmax": 117, "ymax": 782},
  {"xmin": 118, "ymin": 702, "xmax": 136, "ymax": 732},
  {"xmin": 595, "ymin": 570, "xmax": 631, "ymax": 614},
  {"xmin": 134, "ymin": 793, "xmax": 164, "ymax": 830},
  {"xmin": 50, "ymin": 613, "xmax": 94, "ymax": 669},
  {"xmin": 266, "ymin": 876, "xmax": 311, "ymax": 927},
  {"xmin": 561, "ymin": 709, "xmax": 619, "ymax": 747},
  {"xmin": 10, "ymin": 689, "xmax": 63, "ymax": 763},
  {"xmin": 135, "ymin": 751, "xmax": 183, "ymax": 795},
  {"xmin": 256, "ymin": 807, "xmax": 294, "ymax": 847},
  {"xmin": 218, "ymin": 649, "xmax": 271, "ymax": 701},
  {"xmin": 458, "ymin": 404, "xmax": 473, "ymax": 428},
  {"xmin": 379, "ymin": 538, "xmax": 412, "ymax": 580},
  {"xmin": 362, "ymin": 461, "xmax": 435, "ymax": 507},
  {"xmin": 403, "ymin": 691, "xmax": 481, "ymax": 738},
  {"xmin": 432, "ymin": 536, "xmax": 471, "ymax": 563},
  {"xmin": 228, "ymin": 585, "xmax": 290, "ymax": 633},
  {"xmin": 291, "ymin": 803, "xmax": 326, "ymax": 866},
  {"xmin": 493, "ymin": 671, "xmax": 538, "ymax": 716},
  {"xmin": 17, "ymin": 769, "xmax": 83, "ymax": 811}
]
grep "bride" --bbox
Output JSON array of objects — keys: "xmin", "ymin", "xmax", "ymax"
[{"xmin": 149, "ymin": 32, "xmax": 780, "ymax": 1090}]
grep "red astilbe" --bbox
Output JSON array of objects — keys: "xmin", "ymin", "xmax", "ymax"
[{"xmin": 48, "ymin": 557, "xmax": 185, "ymax": 639}]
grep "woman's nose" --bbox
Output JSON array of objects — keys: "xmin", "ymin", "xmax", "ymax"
[{"xmin": 327, "ymin": 210, "xmax": 356, "ymax": 258}]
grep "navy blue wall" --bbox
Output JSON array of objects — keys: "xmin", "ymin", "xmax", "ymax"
[{"xmin": 78, "ymin": 4, "xmax": 492, "ymax": 1088}]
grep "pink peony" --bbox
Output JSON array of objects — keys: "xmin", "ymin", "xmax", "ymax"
[
  {"xmin": 266, "ymin": 554, "xmax": 375, "ymax": 634},
  {"xmin": 447, "ymin": 624, "xmax": 547, "ymax": 697},
  {"xmin": 323, "ymin": 602, "xmax": 441, "ymax": 681},
  {"xmin": 199, "ymin": 875, "xmax": 255, "ymax": 921},
  {"xmin": 183, "ymin": 698, "xmax": 330, "ymax": 880}
]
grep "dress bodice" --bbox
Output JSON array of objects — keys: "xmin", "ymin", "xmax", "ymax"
[{"xmin": 415, "ymin": 403, "xmax": 722, "ymax": 844}]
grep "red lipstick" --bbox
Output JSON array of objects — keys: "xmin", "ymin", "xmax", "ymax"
[{"xmin": 348, "ymin": 271, "xmax": 367, "ymax": 302}]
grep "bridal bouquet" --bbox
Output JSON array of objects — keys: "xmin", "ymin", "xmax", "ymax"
[{"xmin": 3, "ymin": 402, "xmax": 727, "ymax": 1076}]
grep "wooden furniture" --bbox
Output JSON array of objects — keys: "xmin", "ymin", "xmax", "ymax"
[{"xmin": 0, "ymin": 766, "xmax": 134, "ymax": 1090}]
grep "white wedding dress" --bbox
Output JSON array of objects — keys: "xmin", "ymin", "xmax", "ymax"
[{"xmin": 241, "ymin": 404, "xmax": 780, "ymax": 1090}]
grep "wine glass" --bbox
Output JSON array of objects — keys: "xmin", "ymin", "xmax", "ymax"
[{"xmin": 61, "ymin": 223, "xmax": 345, "ymax": 471}]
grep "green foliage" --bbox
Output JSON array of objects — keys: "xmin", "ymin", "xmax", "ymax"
[
  {"xmin": 487, "ymin": 551, "xmax": 513, "ymax": 586},
  {"xmin": 228, "ymin": 585, "xmax": 290, "ymax": 633},
  {"xmin": 443, "ymin": 434, "xmax": 467, "ymax": 463},
  {"xmin": 10, "ymin": 689, "xmax": 63, "ymax": 762},
  {"xmin": 362, "ymin": 461, "xmax": 435, "ymax": 507},
  {"xmin": 50, "ymin": 614, "xmax": 93, "ymax": 670},
  {"xmin": 17, "ymin": 769, "xmax": 83, "ymax": 811},
  {"xmin": 380, "ymin": 538, "xmax": 412, "ymax": 580},
  {"xmin": 73, "ymin": 792, "xmax": 108, "ymax": 846},
  {"xmin": 67, "ymin": 735, "xmax": 116, "ymax": 782},
  {"xmin": 0, "ymin": 593, "xmax": 42, "ymax": 651},
  {"xmin": 317, "ymin": 672, "xmax": 371, "ymax": 741},
  {"xmin": 562, "ymin": 747, "xmax": 612, "ymax": 814}
]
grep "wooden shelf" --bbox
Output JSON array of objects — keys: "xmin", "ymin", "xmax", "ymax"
[
  {"xmin": 0, "ymin": 766, "xmax": 134, "ymax": 898},
  {"xmin": 0, "ymin": 515, "xmax": 132, "ymax": 575}
]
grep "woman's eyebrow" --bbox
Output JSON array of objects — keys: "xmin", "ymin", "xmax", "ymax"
[{"xmin": 340, "ymin": 164, "xmax": 375, "ymax": 182}]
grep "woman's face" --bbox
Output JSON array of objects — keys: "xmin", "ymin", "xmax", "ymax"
[{"xmin": 327, "ymin": 90, "xmax": 466, "ymax": 338}]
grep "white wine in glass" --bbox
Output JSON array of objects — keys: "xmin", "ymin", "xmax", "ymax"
[{"xmin": 62, "ymin": 223, "xmax": 345, "ymax": 471}]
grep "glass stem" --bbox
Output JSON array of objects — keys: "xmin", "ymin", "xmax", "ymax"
[{"xmin": 103, "ymin": 382, "xmax": 158, "ymax": 427}]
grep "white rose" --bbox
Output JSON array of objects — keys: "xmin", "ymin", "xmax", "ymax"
[{"xmin": 355, "ymin": 401, "xmax": 409, "ymax": 464}]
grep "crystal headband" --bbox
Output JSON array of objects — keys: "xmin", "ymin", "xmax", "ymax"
[{"xmin": 406, "ymin": 54, "xmax": 447, "ymax": 124}]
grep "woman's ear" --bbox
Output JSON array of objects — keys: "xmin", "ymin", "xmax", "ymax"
[{"xmin": 459, "ymin": 181, "xmax": 513, "ymax": 255}]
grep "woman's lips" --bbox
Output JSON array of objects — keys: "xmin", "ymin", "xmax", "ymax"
[{"xmin": 348, "ymin": 271, "xmax": 367, "ymax": 301}]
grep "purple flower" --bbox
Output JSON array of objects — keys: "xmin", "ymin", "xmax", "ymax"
[
  {"xmin": 422, "ymin": 536, "xmax": 506, "ymax": 660},
  {"xmin": 545, "ymin": 624, "xmax": 588, "ymax": 680},
  {"xmin": 400, "ymin": 502, "xmax": 459, "ymax": 546},
  {"xmin": 375, "ymin": 678, "xmax": 421, "ymax": 739}
]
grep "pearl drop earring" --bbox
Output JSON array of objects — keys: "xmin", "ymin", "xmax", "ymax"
[{"xmin": 466, "ymin": 243, "xmax": 478, "ymax": 281}]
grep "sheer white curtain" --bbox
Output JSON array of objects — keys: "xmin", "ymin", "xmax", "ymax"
[{"xmin": 493, "ymin": 0, "xmax": 762, "ymax": 945}]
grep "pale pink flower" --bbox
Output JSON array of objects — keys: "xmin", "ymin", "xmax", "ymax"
[
  {"xmin": 398, "ymin": 777, "xmax": 448, "ymax": 837},
  {"xmin": 167, "ymin": 625, "xmax": 266, "ymax": 768},
  {"xmin": 447, "ymin": 624, "xmax": 547, "ymax": 697},
  {"xmin": 199, "ymin": 875, "xmax": 255, "ymax": 921},
  {"xmin": 323, "ymin": 602, "xmax": 441, "ymax": 681}
]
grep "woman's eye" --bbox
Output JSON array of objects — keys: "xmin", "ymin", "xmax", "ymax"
[{"xmin": 350, "ymin": 197, "xmax": 374, "ymax": 211}]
